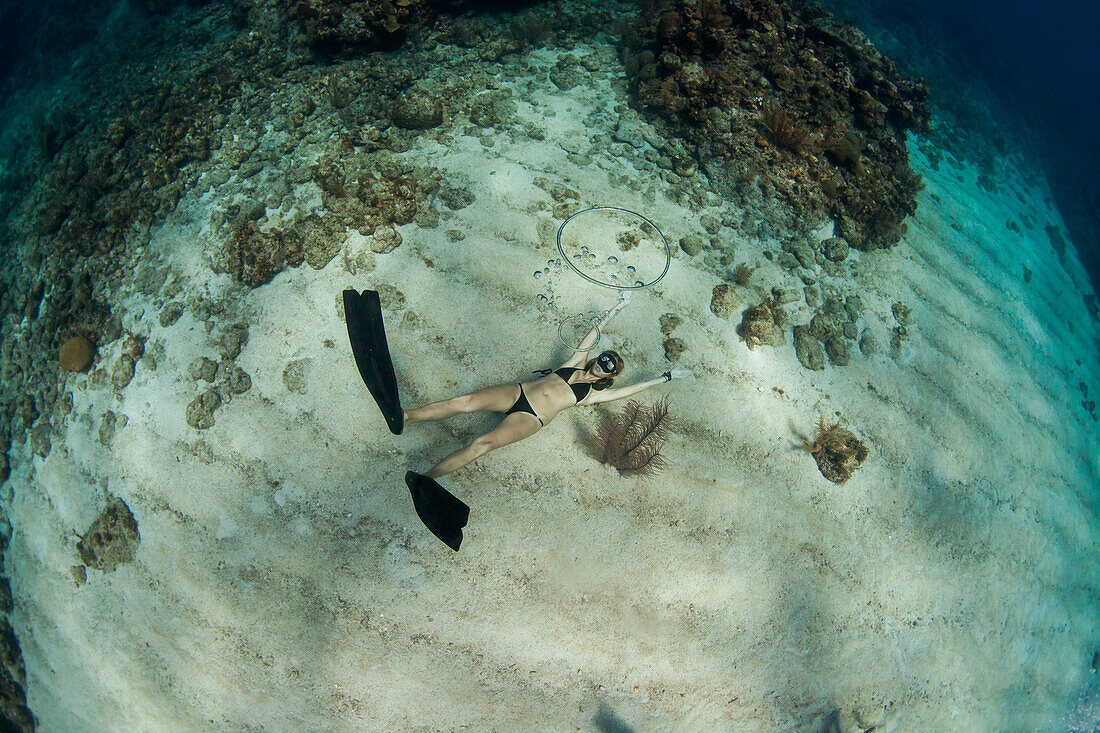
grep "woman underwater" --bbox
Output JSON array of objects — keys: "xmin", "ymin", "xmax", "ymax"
[
  {"xmin": 342, "ymin": 288, "xmax": 690, "ymax": 549},
  {"xmin": 405, "ymin": 292, "xmax": 689, "ymax": 480}
]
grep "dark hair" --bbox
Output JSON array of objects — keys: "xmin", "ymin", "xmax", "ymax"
[{"xmin": 585, "ymin": 350, "xmax": 624, "ymax": 391}]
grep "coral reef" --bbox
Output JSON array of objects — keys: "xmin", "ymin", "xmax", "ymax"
[
  {"xmin": 889, "ymin": 300, "xmax": 912, "ymax": 357},
  {"xmin": 660, "ymin": 313, "xmax": 686, "ymax": 361},
  {"xmin": 294, "ymin": 0, "xmax": 426, "ymax": 53},
  {"xmin": 211, "ymin": 148, "xmax": 440, "ymax": 287},
  {"xmin": 289, "ymin": 0, "xmax": 561, "ymax": 55},
  {"xmin": 0, "ymin": 616, "xmax": 34, "ymax": 732},
  {"xmin": 76, "ymin": 496, "xmax": 141, "ymax": 573},
  {"xmin": 58, "ymin": 336, "xmax": 94, "ymax": 373},
  {"xmin": 822, "ymin": 124, "xmax": 862, "ymax": 169},
  {"xmin": 802, "ymin": 416, "xmax": 868, "ymax": 484},
  {"xmin": 0, "ymin": 503, "xmax": 32, "ymax": 732},
  {"xmin": 186, "ymin": 390, "xmax": 223, "ymax": 430},
  {"xmin": 792, "ymin": 290, "xmax": 865, "ymax": 368},
  {"xmin": 737, "ymin": 296, "xmax": 785, "ymax": 349},
  {"xmin": 623, "ymin": 0, "xmax": 929, "ymax": 249},
  {"xmin": 222, "ymin": 224, "xmax": 302, "ymax": 288},
  {"xmin": 793, "ymin": 324, "xmax": 825, "ymax": 370},
  {"xmin": 710, "ymin": 282, "xmax": 738, "ymax": 318},
  {"xmin": 679, "ymin": 234, "xmax": 705, "ymax": 255},
  {"xmin": 590, "ymin": 398, "xmax": 672, "ymax": 476}
]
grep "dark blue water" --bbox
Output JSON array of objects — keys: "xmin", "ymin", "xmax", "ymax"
[
  {"xmin": 936, "ymin": 0, "xmax": 1100, "ymax": 287},
  {"xmin": 824, "ymin": 0, "xmax": 1100, "ymax": 291}
]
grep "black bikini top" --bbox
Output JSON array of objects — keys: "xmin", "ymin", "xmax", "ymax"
[{"xmin": 553, "ymin": 367, "xmax": 591, "ymax": 403}]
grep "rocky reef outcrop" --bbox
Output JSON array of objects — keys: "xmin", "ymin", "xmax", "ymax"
[
  {"xmin": 76, "ymin": 496, "xmax": 141, "ymax": 574},
  {"xmin": 0, "ymin": 516, "xmax": 33, "ymax": 732},
  {"xmin": 623, "ymin": 0, "xmax": 929, "ymax": 249}
]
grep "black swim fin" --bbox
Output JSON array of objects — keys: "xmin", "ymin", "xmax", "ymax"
[
  {"xmin": 343, "ymin": 289, "xmax": 404, "ymax": 435},
  {"xmin": 405, "ymin": 471, "xmax": 470, "ymax": 551}
]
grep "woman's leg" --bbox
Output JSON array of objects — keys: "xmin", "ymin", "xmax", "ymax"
[
  {"xmin": 426, "ymin": 412, "xmax": 541, "ymax": 478},
  {"xmin": 404, "ymin": 384, "xmax": 520, "ymax": 425}
]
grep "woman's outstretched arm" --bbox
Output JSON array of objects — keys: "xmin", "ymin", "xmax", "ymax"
[
  {"xmin": 584, "ymin": 367, "xmax": 692, "ymax": 405},
  {"xmin": 564, "ymin": 292, "xmax": 632, "ymax": 365}
]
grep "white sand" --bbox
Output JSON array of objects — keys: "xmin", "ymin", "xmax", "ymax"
[{"xmin": 5, "ymin": 45, "xmax": 1099, "ymax": 730}]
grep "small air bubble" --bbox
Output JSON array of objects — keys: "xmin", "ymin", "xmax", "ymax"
[
  {"xmin": 537, "ymin": 294, "xmax": 548, "ymax": 302},
  {"xmin": 608, "ymin": 256, "xmax": 618, "ymax": 264},
  {"xmin": 581, "ymin": 246, "xmax": 589, "ymax": 254},
  {"xmin": 573, "ymin": 253, "xmax": 581, "ymax": 259},
  {"xmin": 626, "ymin": 265, "xmax": 636, "ymax": 274},
  {"xmin": 533, "ymin": 271, "xmax": 542, "ymax": 279},
  {"xmin": 609, "ymin": 273, "xmax": 618, "ymax": 280},
  {"xmin": 543, "ymin": 267, "xmax": 550, "ymax": 275},
  {"xmin": 634, "ymin": 280, "xmax": 644, "ymax": 287},
  {"xmin": 554, "ymin": 259, "xmax": 562, "ymax": 267}
]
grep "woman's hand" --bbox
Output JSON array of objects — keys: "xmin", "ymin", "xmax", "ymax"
[
  {"xmin": 662, "ymin": 367, "xmax": 694, "ymax": 382},
  {"xmin": 600, "ymin": 291, "xmax": 632, "ymax": 325},
  {"xmin": 606, "ymin": 291, "xmax": 632, "ymax": 319},
  {"xmin": 611, "ymin": 292, "xmax": 630, "ymax": 313}
]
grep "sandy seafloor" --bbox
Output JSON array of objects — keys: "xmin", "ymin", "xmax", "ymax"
[{"xmin": 4, "ymin": 39, "xmax": 1100, "ymax": 732}]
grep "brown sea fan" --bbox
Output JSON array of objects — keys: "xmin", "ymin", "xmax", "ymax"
[
  {"xmin": 590, "ymin": 398, "xmax": 672, "ymax": 476},
  {"xmin": 731, "ymin": 262, "xmax": 755, "ymax": 286},
  {"xmin": 760, "ymin": 101, "xmax": 809, "ymax": 153}
]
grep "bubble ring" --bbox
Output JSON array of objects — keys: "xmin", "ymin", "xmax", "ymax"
[{"xmin": 556, "ymin": 206, "xmax": 671, "ymax": 290}]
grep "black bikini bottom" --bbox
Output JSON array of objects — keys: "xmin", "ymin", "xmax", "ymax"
[{"xmin": 504, "ymin": 384, "xmax": 544, "ymax": 425}]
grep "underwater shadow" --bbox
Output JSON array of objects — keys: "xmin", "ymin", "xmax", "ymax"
[{"xmin": 594, "ymin": 703, "xmax": 636, "ymax": 733}]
